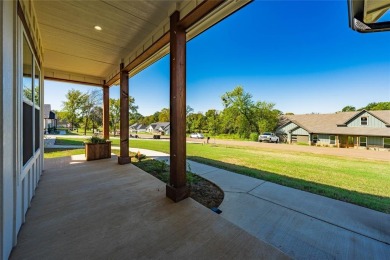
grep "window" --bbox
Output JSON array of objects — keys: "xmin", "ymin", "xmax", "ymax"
[
  {"xmin": 312, "ymin": 134, "xmax": 318, "ymax": 143},
  {"xmin": 34, "ymin": 61, "xmax": 40, "ymax": 106},
  {"xmin": 23, "ymin": 35, "xmax": 34, "ymax": 165},
  {"xmin": 23, "ymin": 36, "xmax": 33, "ymax": 102},
  {"xmin": 361, "ymin": 116, "xmax": 368, "ymax": 125},
  {"xmin": 330, "ymin": 135, "xmax": 335, "ymax": 144},
  {"xmin": 360, "ymin": 136, "xmax": 367, "ymax": 147},
  {"xmin": 384, "ymin": 138, "xmax": 390, "ymax": 149},
  {"xmin": 22, "ymin": 33, "xmax": 41, "ymax": 165}
]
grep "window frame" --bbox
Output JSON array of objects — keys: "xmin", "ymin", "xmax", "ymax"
[
  {"xmin": 359, "ymin": 136, "xmax": 367, "ymax": 147},
  {"xmin": 360, "ymin": 116, "xmax": 368, "ymax": 126},
  {"xmin": 21, "ymin": 27, "xmax": 42, "ymax": 168}
]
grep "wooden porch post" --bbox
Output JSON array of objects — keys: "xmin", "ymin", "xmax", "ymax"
[
  {"xmin": 166, "ymin": 10, "xmax": 189, "ymax": 202},
  {"xmin": 118, "ymin": 62, "xmax": 131, "ymax": 165},
  {"xmin": 103, "ymin": 85, "xmax": 110, "ymax": 140}
]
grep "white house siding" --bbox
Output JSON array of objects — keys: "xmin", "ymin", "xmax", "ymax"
[
  {"xmin": 347, "ymin": 112, "xmax": 387, "ymax": 128},
  {"xmin": 291, "ymin": 127, "xmax": 309, "ymax": 135},
  {"xmin": 1, "ymin": 1, "xmax": 17, "ymax": 258},
  {"xmin": 1, "ymin": 2, "xmax": 44, "ymax": 258},
  {"xmin": 276, "ymin": 122, "xmax": 298, "ymax": 134}
]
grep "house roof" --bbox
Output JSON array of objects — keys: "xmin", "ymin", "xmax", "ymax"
[
  {"xmin": 280, "ymin": 110, "xmax": 390, "ymax": 137},
  {"xmin": 130, "ymin": 123, "xmax": 147, "ymax": 130},
  {"xmin": 147, "ymin": 122, "xmax": 170, "ymax": 130}
]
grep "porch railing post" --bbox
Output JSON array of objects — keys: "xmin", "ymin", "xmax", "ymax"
[
  {"xmin": 118, "ymin": 62, "xmax": 131, "ymax": 165},
  {"xmin": 166, "ymin": 10, "xmax": 189, "ymax": 202}
]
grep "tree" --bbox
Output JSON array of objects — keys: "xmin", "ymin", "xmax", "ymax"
[
  {"xmin": 361, "ymin": 102, "xmax": 390, "ymax": 111},
  {"xmin": 109, "ymin": 98, "xmax": 120, "ymax": 136},
  {"xmin": 90, "ymin": 106, "xmax": 103, "ymax": 133},
  {"xmin": 342, "ymin": 106, "xmax": 356, "ymax": 112},
  {"xmin": 109, "ymin": 97, "xmax": 138, "ymax": 136},
  {"xmin": 186, "ymin": 113, "xmax": 205, "ymax": 133},
  {"xmin": 158, "ymin": 108, "xmax": 170, "ymax": 122},
  {"xmin": 255, "ymin": 101, "xmax": 279, "ymax": 133},
  {"xmin": 221, "ymin": 86, "xmax": 259, "ymax": 137},
  {"xmin": 205, "ymin": 109, "xmax": 220, "ymax": 136},
  {"xmin": 129, "ymin": 112, "xmax": 144, "ymax": 125},
  {"xmin": 62, "ymin": 89, "xmax": 86, "ymax": 130},
  {"xmin": 186, "ymin": 105, "xmax": 194, "ymax": 116},
  {"xmin": 80, "ymin": 89, "xmax": 102, "ymax": 135}
]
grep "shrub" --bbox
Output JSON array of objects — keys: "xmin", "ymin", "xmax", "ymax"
[
  {"xmin": 134, "ymin": 151, "xmax": 146, "ymax": 161},
  {"xmin": 87, "ymin": 136, "xmax": 107, "ymax": 144},
  {"xmin": 249, "ymin": 132, "xmax": 258, "ymax": 141}
]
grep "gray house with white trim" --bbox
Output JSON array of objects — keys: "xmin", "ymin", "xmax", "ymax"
[
  {"xmin": 146, "ymin": 122, "xmax": 170, "ymax": 135},
  {"xmin": 276, "ymin": 110, "xmax": 390, "ymax": 150}
]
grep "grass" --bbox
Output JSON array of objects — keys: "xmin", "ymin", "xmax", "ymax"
[
  {"xmin": 45, "ymin": 138, "xmax": 390, "ymax": 213},
  {"xmin": 44, "ymin": 148, "xmax": 85, "ymax": 158},
  {"xmin": 55, "ymin": 137, "xmax": 121, "ymax": 146}
]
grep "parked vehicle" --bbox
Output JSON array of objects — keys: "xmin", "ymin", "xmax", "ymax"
[
  {"xmin": 190, "ymin": 133, "xmax": 204, "ymax": 139},
  {"xmin": 258, "ymin": 132, "xmax": 279, "ymax": 143}
]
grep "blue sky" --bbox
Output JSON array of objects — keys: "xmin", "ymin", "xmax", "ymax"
[{"xmin": 45, "ymin": 1, "xmax": 390, "ymax": 115}]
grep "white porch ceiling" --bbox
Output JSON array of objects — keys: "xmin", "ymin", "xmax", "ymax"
[
  {"xmin": 35, "ymin": 0, "xmax": 175, "ymax": 83},
  {"xmin": 32, "ymin": 0, "xmax": 251, "ymax": 86}
]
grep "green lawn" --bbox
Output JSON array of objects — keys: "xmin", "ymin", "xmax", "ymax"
[
  {"xmin": 44, "ymin": 148, "xmax": 85, "ymax": 158},
  {"xmin": 46, "ymin": 138, "xmax": 390, "ymax": 213},
  {"xmin": 55, "ymin": 137, "xmax": 121, "ymax": 146}
]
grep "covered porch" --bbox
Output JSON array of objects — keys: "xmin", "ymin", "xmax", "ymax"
[{"xmin": 10, "ymin": 155, "xmax": 286, "ymax": 259}]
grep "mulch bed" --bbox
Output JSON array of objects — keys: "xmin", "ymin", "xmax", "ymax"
[{"xmin": 133, "ymin": 158, "xmax": 224, "ymax": 209}]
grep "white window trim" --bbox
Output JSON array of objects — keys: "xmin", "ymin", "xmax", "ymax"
[
  {"xmin": 361, "ymin": 116, "xmax": 368, "ymax": 126},
  {"xmin": 359, "ymin": 136, "xmax": 367, "ymax": 147}
]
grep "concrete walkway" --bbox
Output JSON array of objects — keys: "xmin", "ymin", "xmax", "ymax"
[
  {"xmin": 131, "ymin": 148, "xmax": 390, "ymax": 259},
  {"xmin": 43, "ymin": 140, "xmax": 390, "ymax": 258}
]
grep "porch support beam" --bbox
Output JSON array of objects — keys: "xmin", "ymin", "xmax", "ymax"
[
  {"xmin": 118, "ymin": 63, "xmax": 130, "ymax": 165},
  {"xmin": 102, "ymin": 85, "xmax": 109, "ymax": 140},
  {"xmin": 166, "ymin": 11, "xmax": 189, "ymax": 202}
]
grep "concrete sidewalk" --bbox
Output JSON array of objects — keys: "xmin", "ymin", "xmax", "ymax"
[{"xmin": 133, "ymin": 148, "xmax": 390, "ymax": 259}]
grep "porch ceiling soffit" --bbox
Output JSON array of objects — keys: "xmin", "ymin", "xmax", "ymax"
[{"xmin": 33, "ymin": 0, "xmax": 251, "ymax": 87}]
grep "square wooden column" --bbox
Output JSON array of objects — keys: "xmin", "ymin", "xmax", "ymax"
[
  {"xmin": 166, "ymin": 11, "xmax": 189, "ymax": 202},
  {"xmin": 102, "ymin": 86, "xmax": 109, "ymax": 140},
  {"xmin": 118, "ymin": 63, "xmax": 131, "ymax": 165}
]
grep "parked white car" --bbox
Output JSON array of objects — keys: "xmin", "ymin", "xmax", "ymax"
[
  {"xmin": 258, "ymin": 132, "xmax": 279, "ymax": 143},
  {"xmin": 190, "ymin": 133, "xmax": 204, "ymax": 139}
]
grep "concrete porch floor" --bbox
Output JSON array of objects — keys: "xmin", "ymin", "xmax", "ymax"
[{"xmin": 10, "ymin": 155, "xmax": 287, "ymax": 259}]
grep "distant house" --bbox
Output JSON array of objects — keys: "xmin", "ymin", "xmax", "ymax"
[
  {"xmin": 146, "ymin": 122, "xmax": 170, "ymax": 135},
  {"xmin": 43, "ymin": 104, "xmax": 57, "ymax": 134},
  {"xmin": 276, "ymin": 110, "xmax": 390, "ymax": 150},
  {"xmin": 129, "ymin": 123, "xmax": 147, "ymax": 133}
]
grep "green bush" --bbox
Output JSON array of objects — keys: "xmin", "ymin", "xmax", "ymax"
[
  {"xmin": 87, "ymin": 136, "xmax": 107, "ymax": 144},
  {"xmin": 249, "ymin": 132, "xmax": 259, "ymax": 141}
]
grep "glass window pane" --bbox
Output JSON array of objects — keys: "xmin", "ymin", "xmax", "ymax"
[
  {"xmin": 359, "ymin": 137, "xmax": 367, "ymax": 147},
  {"xmin": 35, "ymin": 108, "xmax": 40, "ymax": 151},
  {"xmin": 23, "ymin": 36, "xmax": 33, "ymax": 102},
  {"xmin": 23, "ymin": 102, "xmax": 33, "ymax": 165},
  {"xmin": 34, "ymin": 61, "xmax": 40, "ymax": 106},
  {"xmin": 384, "ymin": 138, "xmax": 390, "ymax": 148}
]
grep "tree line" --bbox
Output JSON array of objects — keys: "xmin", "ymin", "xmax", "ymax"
[
  {"xmin": 341, "ymin": 102, "xmax": 390, "ymax": 112},
  {"xmin": 55, "ymin": 86, "xmax": 389, "ymax": 138}
]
